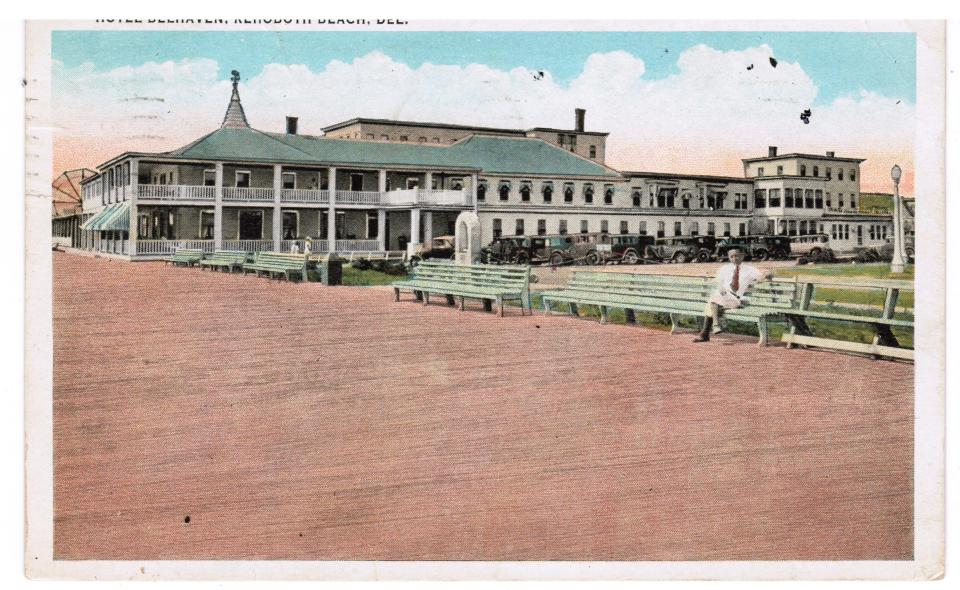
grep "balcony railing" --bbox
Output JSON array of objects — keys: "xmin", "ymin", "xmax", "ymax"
[
  {"xmin": 132, "ymin": 238, "xmax": 383, "ymax": 256},
  {"xmin": 138, "ymin": 185, "xmax": 215, "ymax": 201},
  {"xmin": 281, "ymin": 188, "xmax": 329, "ymax": 203},
  {"xmin": 222, "ymin": 187, "xmax": 275, "ymax": 202},
  {"xmin": 334, "ymin": 190, "xmax": 383, "ymax": 205},
  {"xmin": 382, "ymin": 188, "xmax": 471, "ymax": 207}
]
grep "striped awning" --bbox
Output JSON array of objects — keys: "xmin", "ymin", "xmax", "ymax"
[{"xmin": 80, "ymin": 203, "xmax": 130, "ymax": 231}]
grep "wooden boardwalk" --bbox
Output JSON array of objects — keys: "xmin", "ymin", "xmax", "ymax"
[{"xmin": 53, "ymin": 252, "xmax": 913, "ymax": 561}]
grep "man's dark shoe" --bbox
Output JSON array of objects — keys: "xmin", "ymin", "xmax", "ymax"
[{"xmin": 693, "ymin": 333, "xmax": 710, "ymax": 343}]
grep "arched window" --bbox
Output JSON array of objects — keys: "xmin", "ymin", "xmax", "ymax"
[
  {"xmin": 631, "ymin": 190, "xmax": 641, "ymax": 207},
  {"xmin": 477, "ymin": 181, "xmax": 487, "ymax": 201},
  {"xmin": 603, "ymin": 186, "xmax": 614, "ymax": 204},
  {"xmin": 541, "ymin": 182, "xmax": 553, "ymax": 203},
  {"xmin": 584, "ymin": 185, "xmax": 594, "ymax": 204},
  {"xmin": 499, "ymin": 182, "xmax": 510, "ymax": 201},
  {"xmin": 564, "ymin": 183, "xmax": 575, "ymax": 203},
  {"xmin": 520, "ymin": 182, "xmax": 531, "ymax": 202},
  {"xmin": 682, "ymin": 193, "xmax": 691, "ymax": 208}
]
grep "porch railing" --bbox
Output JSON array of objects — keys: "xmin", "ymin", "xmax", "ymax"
[
  {"xmin": 222, "ymin": 187, "xmax": 274, "ymax": 202},
  {"xmin": 281, "ymin": 188, "xmax": 330, "ymax": 203},
  {"xmin": 334, "ymin": 239, "xmax": 380, "ymax": 251},
  {"xmin": 334, "ymin": 190, "xmax": 382, "ymax": 205},
  {"xmin": 138, "ymin": 185, "xmax": 215, "ymax": 201},
  {"xmin": 221, "ymin": 239, "xmax": 274, "ymax": 252}
]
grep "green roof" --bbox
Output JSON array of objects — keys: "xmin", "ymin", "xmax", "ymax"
[{"xmin": 163, "ymin": 127, "xmax": 618, "ymax": 178}]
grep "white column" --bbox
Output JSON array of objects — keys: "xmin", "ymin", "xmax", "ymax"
[
  {"xmin": 214, "ymin": 162, "xmax": 224, "ymax": 249},
  {"xmin": 129, "ymin": 158, "xmax": 139, "ymax": 256},
  {"xmin": 423, "ymin": 210, "xmax": 433, "ymax": 243},
  {"xmin": 272, "ymin": 164, "xmax": 283, "ymax": 251},
  {"xmin": 328, "ymin": 167, "xmax": 337, "ymax": 252},
  {"xmin": 425, "ymin": 171, "xmax": 433, "ymax": 191},
  {"xmin": 470, "ymin": 173, "xmax": 478, "ymax": 212},
  {"xmin": 377, "ymin": 209, "xmax": 387, "ymax": 251},
  {"xmin": 409, "ymin": 208, "xmax": 421, "ymax": 251},
  {"xmin": 378, "ymin": 169, "xmax": 387, "ymax": 194}
]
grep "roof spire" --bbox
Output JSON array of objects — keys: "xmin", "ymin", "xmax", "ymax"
[{"xmin": 221, "ymin": 69, "xmax": 250, "ymax": 129}]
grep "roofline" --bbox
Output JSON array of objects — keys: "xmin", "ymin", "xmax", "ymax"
[
  {"xmin": 528, "ymin": 127, "xmax": 609, "ymax": 137},
  {"xmin": 741, "ymin": 153, "xmax": 867, "ymax": 164},
  {"xmin": 321, "ymin": 117, "xmax": 528, "ymax": 135},
  {"xmin": 623, "ymin": 171, "xmax": 751, "ymax": 184}
]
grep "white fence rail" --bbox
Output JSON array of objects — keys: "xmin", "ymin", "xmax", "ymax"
[
  {"xmin": 222, "ymin": 187, "xmax": 275, "ymax": 202},
  {"xmin": 135, "ymin": 239, "xmax": 216, "ymax": 255},
  {"xmin": 221, "ymin": 239, "xmax": 274, "ymax": 252},
  {"xmin": 334, "ymin": 191, "xmax": 382, "ymax": 205},
  {"xmin": 281, "ymin": 188, "xmax": 330, "ymax": 203},
  {"xmin": 138, "ymin": 185, "xmax": 215, "ymax": 201}
]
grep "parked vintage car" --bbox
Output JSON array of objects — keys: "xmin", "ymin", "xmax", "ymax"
[
  {"xmin": 789, "ymin": 234, "xmax": 835, "ymax": 262},
  {"xmin": 715, "ymin": 235, "xmax": 788, "ymax": 261},
  {"xmin": 607, "ymin": 234, "xmax": 657, "ymax": 264},
  {"xmin": 482, "ymin": 235, "xmax": 577, "ymax": 265},
  {"xmin": 410, "ymin": 235, "xmax": 455, "ymax": 264},
  {"xmin": 570, "ymin": 232, "xmax": 614, "ymax": 265},
  {"xmin": 647, "ymin": 235, "xmax": 716, "ymax": 263}
]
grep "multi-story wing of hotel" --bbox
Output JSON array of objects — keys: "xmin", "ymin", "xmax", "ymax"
[{"xmin": 54, "ymin": 72, "xmax": 909, "ymax": 258}]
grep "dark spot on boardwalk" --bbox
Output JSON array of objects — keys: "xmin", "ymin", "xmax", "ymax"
[{"xmin": 184, "ymin": 515, "xmax": 191, "ymax": 524}]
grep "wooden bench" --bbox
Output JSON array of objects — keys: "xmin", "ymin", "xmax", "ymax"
[
  {"xmin": 164, "ymin": 248, "xmax": 205, "ymax": 267},
  {"xmin": 541, "ymin": 271, "xmax": 798, "ymax": 345},
  {"xmin": 242, "ymin": 252, "xmax": 308, "ymax": 281},
  {"xmin": 197, "ymin": 250, "xmax": 250, "ymax": 273},
  {"xmin": 780, "ymin": 276, "xmax": 914, "ymax": 361},
  {"xmin": 392, "ymin": 260, "xmax": 531, "ymax": 316}
]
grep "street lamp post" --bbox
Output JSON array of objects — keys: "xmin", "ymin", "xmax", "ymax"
[{"xmin": 890, "ymin": 164, "xmax": 907, "ymax": 274}]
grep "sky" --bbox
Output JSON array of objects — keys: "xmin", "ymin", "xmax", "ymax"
[{"xmin": 51, "ymin": 30, "xmax": 917, "ymax": 193}]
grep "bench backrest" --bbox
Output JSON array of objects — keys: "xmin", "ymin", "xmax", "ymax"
[
  {"xmin": 789, "ymin": 275, "xmax": 914, "ymax": 318},
  {"xmin": 412, "ymin": 260, "xmax": 530, "ymax": 291},
  {"xmin": 173, "ymin": 248, "xmax": 204, "ymax": 258},
  {"xmin": 567, "ymin": 271, "xmax": 798, "ymax": 309},
  {"xmin": 252, "ymin": 252, "xmax": 308, "ymax": 269},
  {"xmin": 207, "ymin": 249, "xmax": 250, "ymax": 263}
]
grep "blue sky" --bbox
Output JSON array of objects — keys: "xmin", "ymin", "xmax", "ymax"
[{"xmin": 52, "ymin": 30, "xmax": 916, "ymax": 104}]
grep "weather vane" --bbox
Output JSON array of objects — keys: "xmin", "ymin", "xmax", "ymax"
[{"xmin": 230, "ymin": 70, "xmax": 240, "ymax": 87}]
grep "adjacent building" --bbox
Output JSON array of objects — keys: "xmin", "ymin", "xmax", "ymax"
[{"xmin": 69, "ymin": 72, "xmax": 900, "ymax": 259}]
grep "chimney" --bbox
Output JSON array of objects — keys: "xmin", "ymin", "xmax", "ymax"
[
  {"xmin": 768, "ymin": 146, "xmax": 778, "ymax": 157},
  {"xmin": 826, "ymin": 150, "xmax": 835, "ymax": 157},
  {"xmin": 286, "ymin": 116, "xmax": 298, "ymax": 135},
  {"xmin": 575, "ymin": 108, "xmax": 585, "ymax": 132}
]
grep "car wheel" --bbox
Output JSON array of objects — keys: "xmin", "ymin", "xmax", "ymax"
[
  {"xmin": 514, "ymin": 252, "xmax": 529, "ymax": 265},
  {"xmin": 550, "ymin": 252, "xmax": 565, "ymax": 266},
  {"xmin": 673, "ymin": 251, "xmax": 688, "ymax": 264},
  {"xmin": 696, "ymin": 249, "xmax": 711, "ymax": 262},
  {"xmin": 584, "ymin": 251, "xmax": 600, "ymax": 265},
  {"xmin": 623, "ymin": 250, "xmax": 639, "ymax": 264},
  {"xmin": 409, "ymin": 256, "xmax": 422, "ymax": 267},
  {"xmin": 809, "ymin": 248, "xmax": 823, "ymax": 262},
  {"xmin": 753, "ymin": 249, "xmax": 769, "ymax": 261}
]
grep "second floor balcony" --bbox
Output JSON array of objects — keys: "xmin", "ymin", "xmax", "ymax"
[{"xmin": 135, "ymin": 184, "xmax": 472, "ymax": 208}]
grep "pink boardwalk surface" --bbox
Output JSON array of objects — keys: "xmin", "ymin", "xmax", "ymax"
[{"xmin": 52, "ymin": 253, "xmax": 913, "ymax": 561}]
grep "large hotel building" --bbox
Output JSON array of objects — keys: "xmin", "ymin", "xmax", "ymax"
[{"xmin": 60, "ymin": 74, "xmax": 901, "ymax": 259}]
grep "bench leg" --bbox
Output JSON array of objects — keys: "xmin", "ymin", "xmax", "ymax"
[
  {"xmin": 669, "ymin": 313, "xmax": 678, "ymax": 334},
  {"xmin": 785, "ymin": 315, "xmax": 813, "ymax": 348},
  {"xmin": 498, "ymin": 297, "xmax": 504, "ymax": 317},
  {"xmin": 394, "ymin": 287, "xmax": 400, "ymax": 302},
  {"xmin": 446, "ymin": 294, "xmax": 456, "ymax": 306},
  {"xmin": 624, "ymin": 309, "xmax": 636, "ymax": 324},
  {"xmin": 873, "ymin": 324, "xmax": 900, "ymax": 347},
  {"xmin": 423, "ymin": 292, "xmax": 430, "ymax": 305},
  {"xmin": 459, "ymin": 296, "xmax": 466, "ymax": 311},
  {"xmin": 757, "ymin": 316, "xmax": 768, "ymax": 347},
  {"xmin": 569, "ymin": 303, "xmax": 578, "ymax": 317},
  {"xmin": 599, "ymin": 306, "xmax": 609, "ymax": 325},
  {"xmin": 483, "ymin": 299, "xmax": 493, "ymax": 312},
  {"xmin": 414, "ymin": 290, "xmax": 424, "ymax": 302},
  {"xmin": 543, "ymin": 299, "xmax": 551, "ymax": 315}
]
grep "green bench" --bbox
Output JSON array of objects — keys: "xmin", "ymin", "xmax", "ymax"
[
  {"xmin": 780, "ymin": 276, "xmax": 914, "ymax": 361},
  {"xmin": 164, "ymin": 248, "xmax": 205, "ymax": 267},
  {"xmin": 242, "ymin": 252, "xmax": 308, "ymax": 281},
  {"xmin": 197, "ymin": 249, "xmax": 250, "ymax": 273},
  {"xmin": 541, "ymin": 271, "xmax": 798, "ymax": 345},
  {"xmin": 392, "ymin": 260, "xmax": 531, "ymax": 316}
]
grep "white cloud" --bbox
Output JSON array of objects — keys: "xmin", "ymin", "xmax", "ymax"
[{"xmin": 53, "ymin": 45, "xmax": 914, "ymax": 176}]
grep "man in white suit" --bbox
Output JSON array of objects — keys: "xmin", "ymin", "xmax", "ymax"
[{"xmin": 693, "ymin": 248, "xmax": 773, "ymax": 343}]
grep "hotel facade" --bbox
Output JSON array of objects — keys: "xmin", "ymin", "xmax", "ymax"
[{"xmin": 61, "ymin": 74, "xmax": 899, "ymax": 259}]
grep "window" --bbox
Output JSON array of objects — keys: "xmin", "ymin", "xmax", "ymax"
[
  {"xmin": 604, "ymin": 186, "xmax": 614, "ymax": 204},
  {"xmin": 849, "ymin": 169, "xmax": 856, "ymax": 181},
  {"xmin": 632, "ymin": 190, "xmax": 641, "ymax": 207},
  {"xmin": 601, "ymin": 220, "xmax": 609, "ymax": 234},
  {"xmin": 813, "ymin": 166, "xmax": 819, "ymax": 177},
  {"xmin": 850, "ymin": 195, "xmax": 857, "ymax": 209},
  {"xmin": 788, "ymin": 220, "xmax": 797, "ymax": 236},
  {"xmin": 869, "ymin": 225, "xmax": 876, "ymax": 240},
  {"xmin": 558, "ymin": 220, "xmax": 568, "ymax": 235},
  {"xmin": 399, "ymin": 135, "xmax": 409, "ymax": 142},
  {"xmin": 674, "ymin": 221, "xmax": 682, "ymax": 236},
  {"xmin": 739, "ymin": 223, "xmax": 747, "ymax": 236},
  {"xmin": 584, "ymin": 185, "xmax": 594, "ymax": 204},
  {"xmin": 282, "ymin": 211, "xmax": 298, "ymax": 239},
  {"xmin": 754, "ymin": 189, "xmax": 767, "ymax": 208},
  {"xmin": 380, "ymin": 134, "xmax": 389, "ymax": 141},
  {"xmin": 589, "ymin": 145, "xmax": 597, "ymax": 159},
  {"xmin": 826, "ymin": 167, "xmax": 832, "ymax": 179},
  {"xmin": 515, "ymin": 219, "xmax": 524, "ymax": 236},
  {"xmin": 838, "ymin": 168, "xmax": 844, "ymax": 181},
  {"xmin": 639, "ymin": 221, "xmax": 647, "ymax": 236},
  {"xmin": 714, "ymin": 192, "xmax": 727, "ymax": 209},
  {"xmin": 805, "ymin": 189, "xmax": 814, "ymax": 208},
  {"xmin": 825, "ymin": 192, "xmax": 832, "ymax": 208},
  {"xmin": 159, "ymin": 172, "xmax": 166, "ymax": 185},
  {"xmin": 691, "ymin": 222, "xmax": 699, "ymax": 236},
  {"xmin": 800, "ymin": 164, "xmax": 807, "ymax": 177},
  {"xmin": 620, "ymin": 220, "xmax": 629, "ymax": 234},
  {"xmin": 682, "ymin": 193, "xmax": 692, "ymax": 208},
  {"xmin": 366, "ymin": 211, "xmax": 378, "ymax": 239},
  {"xmin": 235, "ymin": 171, "xmax": 251, "ymax": 188},
  {"xmin": 477, "ymin": 181, "xmax": 487, "ymax": 202},
  {"xmin": 769, "ymin": 188, "xmax": 781, "ymax": 207},
  {"xmin": 492, "ymin": 218, "xmax": 502, "ymax": 238},
  {"xmin": 418, "ymin": 137, "xmax": 427, "ymax": 143},
  {"xmin": 199, "ymin": 210, "xmax": 214, "ymax": 239},
  {"xmin": 776, "ymin": 165, "xmax": 783, "ymax": 175},
  {"xmin": 450, "ymin": 178, "xmax": 464, "ymax": 191},
  {"xmin": 838, "ymin": 194, "xmax": 845, "ymax": 208},
  {"xmin": 520, "ymin": 182, "xmax": 531, "ymax": 202},
  {"xmin": 564, "ymin": 183, "xmax": 575, "ymax": 203},
  {"xmin": 580, "ymin": 219, "xmax": 589, "ymax": 234},
  {"xmin": 656, "ymin": 221, "xmax": 665, "ymax": 238},
  {"xmin": 707, "ymin": 222, "xmax": 716, "ymax": 236},
  {"xmin": 499, "ymin": 182, "xmax": 510, "ymax": 201},
  {"xmin": 799, "ymin": 220, "xmax": 807, "ymax": 235},
  {"xmin": 537, "ymin": 219, "xmax": 547, "ymax": 235},
  {"xmin": 366, "ymin": 133, "xmax": 375, "ymax": 139},
  {"xmin": 541, "ymin": 182, "xmax": 553, "ymax": 203},
  {"xmin": 815, "ymin": 190, "xmax": 823, "ymax": 209},
  {"xmin": 723, "ymin": 223, "xmax": 731, "ymax": 237},
  {"xmin": 203, "ymin": 170, "xmax": 216, "ymax": 187},
  {"xmin": 123, "ymin": 162, "xmax": 130, "ymax": 185},
  {"xmin": 757, "ymin": 167, "xmax": 764, "ymax": 177},
  {"xmin": 281, "ymin": 172, "xmax": 296, "ymax": 189}
]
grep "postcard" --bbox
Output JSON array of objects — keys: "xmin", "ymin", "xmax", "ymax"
[{"xmin": 24, "ymin": 19, "xmax": 945, "ymax": 580}]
